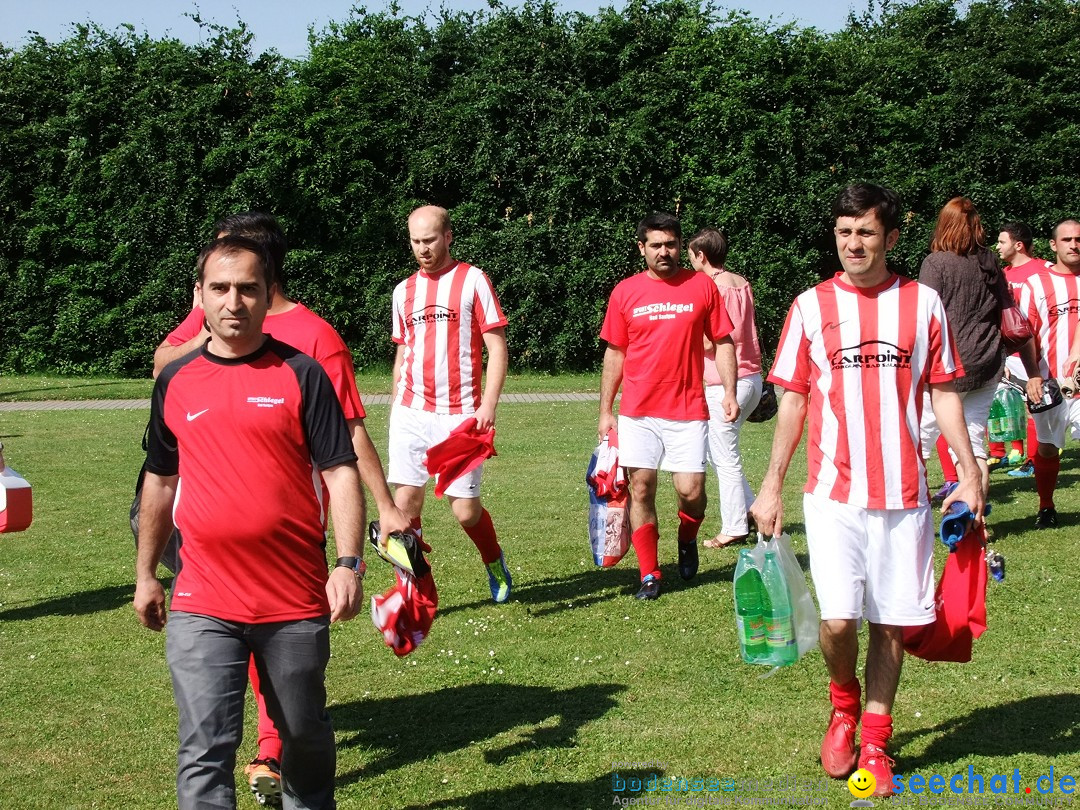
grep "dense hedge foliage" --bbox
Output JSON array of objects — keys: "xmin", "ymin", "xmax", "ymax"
[{"xmin": 2, "ymin": 0, "xmax": 1078, "ymax": 375}]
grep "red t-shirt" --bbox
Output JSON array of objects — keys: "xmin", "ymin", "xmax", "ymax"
[
  {"xmin": 1004, "ymin": 257, "xmax": 1050, "ymax": 302},
  {"xmin": 166, "ymin": 303, "xmax": 365, "ymax": 419},
  {"xmin": 600, "ymin": 268, "xmax": 733, "ymax": 420},
  {"xmin": 146, "ymin": 338, "xmax": 356, "ymax": 623}
]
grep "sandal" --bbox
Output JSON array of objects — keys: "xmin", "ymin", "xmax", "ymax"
[{"xmin": 703, "ymin": 534, "xmax": 749, "ymax": 549}]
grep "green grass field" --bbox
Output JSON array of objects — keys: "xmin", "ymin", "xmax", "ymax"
[{"xmin": 1, "ymin": 385, "xmax": 1078, "ymax": 808}]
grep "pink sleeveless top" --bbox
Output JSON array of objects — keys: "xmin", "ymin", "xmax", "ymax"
[{"xmin": 704, "ymin": 273, "xmax": 762, "ymax": 385}]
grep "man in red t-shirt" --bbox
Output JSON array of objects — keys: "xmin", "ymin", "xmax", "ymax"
[
  {"xmin": 135, "ymin": 236, "xmax": 365, "ymax": 809},
  {"xmin": 148, "ymin": 213, "xmax": 409, "ymax": 802},
  {"xmin": 598, "ymin": 212, "xmax": 738, "ymax": 600}
]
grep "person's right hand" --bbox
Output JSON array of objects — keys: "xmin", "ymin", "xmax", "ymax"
[
  {"xmin": 134, "ymin": 578, "xmax": 167, "ymax": 631},
  {"xmin": 749, "ymin": 483, "xmax": 784, "ymax": 539},
  {"xmin": 598, "ymin": 413, "xmax": 617, "ymax": 441}
]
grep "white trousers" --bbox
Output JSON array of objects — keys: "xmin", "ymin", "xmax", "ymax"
[{"xmin": 705, "ymin": 374, "xmax": 762, "ymax": 536}]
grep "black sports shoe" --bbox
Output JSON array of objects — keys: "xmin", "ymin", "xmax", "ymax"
[
  {"xmin": 677, "ymin": 540, "xmax": 699, "ymax": 580},
  {"xmin": 1035, "ymin": 507, "xmax": 1058, "ymax": 529},
  {"xmin": 635, "ymin": 574, "xmax": 660, "ymax": 600}
]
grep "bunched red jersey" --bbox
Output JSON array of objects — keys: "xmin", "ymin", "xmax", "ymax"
[
  {"xmin": 392, "ymin": 261, "xmax": 507, "ymax": 414},
  {"xmin": 600, "ymin": 267, "xmax": 733, "ymax": 421},
  {"xmin": 769, "ymin": 273, "xmax": 961, "ymax": 510},
  {"xmin": 146, "ymin": 338, "xmax": 357, "ymax": 623}
]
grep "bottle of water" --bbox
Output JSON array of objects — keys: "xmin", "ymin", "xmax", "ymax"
[
  {"xmin": 986, "ymin": 550, "xmax": 1005, "ymax": 582},
  {"xmin": 761, "ymin": 550, "xmax": 798, "ymax": 665},
  {"xmin": 734, "ymin": 549, "xmax": 768, "ymax": 663},
  {"xmin": 1004, "ymin": 386, "xmax": 1027, "ymax": 441},
  {"xmin": 987, "ymin": 393, "xmax": 1008, "ymax": 443}
]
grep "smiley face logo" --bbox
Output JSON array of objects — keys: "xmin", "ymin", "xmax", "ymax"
[{"xmin": 848, "ymin": 768, "xmax": 876, "ymax": 798}]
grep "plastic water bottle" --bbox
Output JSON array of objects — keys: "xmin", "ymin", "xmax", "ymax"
[
  {"xmin": 986, "ymin": 550, "xmax": 1005, "ymax": 582},
  {"xmin": 733, "ymin": 550, "xmax": 768, "ymax": 663},
  {"xmin": 987, "ymin": 394, "xmax": 1007, "ymax": 443},
  {"xmin": 761, "ymin": 550, "xmax": 798, "ymax": 665},
  {"xmin": 939, "ymin": 501, "xmax": 991, "ymax": 550},
  {"xmin": 1002, "ymin": 386, "xmax": 1026, "ymax": 441}
]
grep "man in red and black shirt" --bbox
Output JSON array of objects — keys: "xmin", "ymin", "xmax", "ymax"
[
  {"xmin": 134, "ymin": 236, "xmax": 365, "ymax": 810},
  {"xmin": 598, "ymin": 212, "xmax": 738, "ymax": 600}
]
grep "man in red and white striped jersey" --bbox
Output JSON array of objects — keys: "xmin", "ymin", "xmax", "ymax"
[
  {"xmin": 389, "ymin": 205, "xmax": 512, "ymax": 602},
  {"xmin": 1017, "ymin": 218, "xmax": 1080, "ymax": 529},
  {"xmin": 751, "ymin": 183, "xmax": 984, "ymax": 795}
]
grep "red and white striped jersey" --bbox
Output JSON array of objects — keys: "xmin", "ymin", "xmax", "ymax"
[
  {"xmin": 1018, "ymin": 265, "xmax": 1080, "ymax": 379},
  {"xmin": 769, "ymin": 273, "xmax": 961, "ymax": 509},
  {"xmin": 392, "ymin": 261, "xmax": 507, "ymax": 413}
]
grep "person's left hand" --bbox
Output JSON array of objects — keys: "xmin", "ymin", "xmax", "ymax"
[
  {"xmin": 325, "ymin": 566, "xmax": 362, "ymax": 623},
  {"xmin": 474, "ymin": 402, "xmax": 497, "ymax": 432}
]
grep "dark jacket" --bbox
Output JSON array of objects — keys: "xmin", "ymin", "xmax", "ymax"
[{"xmin": 918, "ymin": 247, "xmax": 1011, "ymax": 392}]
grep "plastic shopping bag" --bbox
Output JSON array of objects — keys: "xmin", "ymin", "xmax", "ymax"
[
  {"xmin": 733, "ymin": 533, "xmax": 818, "ymax": 670},
  {"xmin": 586, "ymin": 431, "xmax": 630, "ymax": 567}
]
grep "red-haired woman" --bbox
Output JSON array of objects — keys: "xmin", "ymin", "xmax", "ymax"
[{"xmin": 918, "ymin": 197, "xmax": 1037, "ymax": 498}]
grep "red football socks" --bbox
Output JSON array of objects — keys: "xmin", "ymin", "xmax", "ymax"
[
  {"xmin": 829, "ymin": 677, "xmax": 862, "ymax": 718},
  {"xmin": 861, "ymin": 712, "xmax": 893, "ymax": 752},
  {"xmin": 1033, "ymin": 454, "xmax": 1060, "ymax": 510},
  {"xmin": 463, "ymin": 508, "xmax": 501, "ymax": 565},
  {"xmin": 677, "ymin": 510, "xmax": 703, "ymax": 545},
  {"xmin": 631, "ymin": 523, "xmax": 661, "ymax": 580},
  {"xmin": 936, "ymin": 436, "xmax": 958, "ymax": 483}
]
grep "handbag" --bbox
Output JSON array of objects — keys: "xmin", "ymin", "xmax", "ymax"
[
  {"xmin": 1000, "ymin": 305, "xmax": 1033, "ymax": 355},
  {"xmin": 746, "ymin": 382, "xmax": 778, "ymax": 423}
]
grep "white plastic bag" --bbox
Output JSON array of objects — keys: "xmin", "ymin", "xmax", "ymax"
[{"xmin": 746, "ymin": 533, "xmax": 818, "ymax": 664}]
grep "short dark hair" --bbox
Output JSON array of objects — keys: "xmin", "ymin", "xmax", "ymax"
[
  {"xmin": 637, "ymin": 212, "xmax": 681, "ymax": 243},
  {"xmin": 213, "ymin": 211, "xmax": 288, "ymax": 289},
  {"xmin": 1001, "ymin": 221, "xmax": 1033, "ymax": 250},
  {"xmin": 688, "ymin": 228, "xmax": 728, "ymax": 267},
  {"xmin": 831, "ymin": 183, "xmax": 902, "ymax": 234},
  {"xmin": 196, "ymin": 235, "xmax": 275, "ymax": 291},
  {"xmin": 1052, "ymin": 218, "xmax": 1080, "ymax": 240}
]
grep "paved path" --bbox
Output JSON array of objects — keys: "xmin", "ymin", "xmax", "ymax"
[{"xmin": 0, "ymin": 392, "xmax": 601, "ymax": 411}]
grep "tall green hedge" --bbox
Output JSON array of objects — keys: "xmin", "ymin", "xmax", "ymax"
[{"xmin": 2, "ymin": 0, "xmax": 1078, "ymax": 375}]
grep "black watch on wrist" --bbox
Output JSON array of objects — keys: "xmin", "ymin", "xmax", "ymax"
[{"xmin": 335, "ymin": 556, "xmax": 366, "ymax": 579}]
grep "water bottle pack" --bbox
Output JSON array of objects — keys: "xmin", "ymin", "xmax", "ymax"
[
  {"xmin": 988, "ymin": 386, "xmax": 1025, "ymax": 443},
  {"xmin": 733, "ymin": 534, "xmax": 817, "ymax": 670}
]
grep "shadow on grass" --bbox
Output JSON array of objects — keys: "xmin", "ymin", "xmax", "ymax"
[
  {"xmin": 438, "ymin": 555, "xmax": 753, "ymax": 620},
  {"xmin": 396, "ymin": 769, "xmax": 661, "ymax": 809},
  {"xmin": 0, "ymin": 579, "xmax": 168, "ymax": 621},
  {"xmin": 986, "ymin": 472, "xmax": 1080, "ymax": 510},
  {"xmin": 334, "ymin": 682, "xmax": 627, "ymax": 785},
  {"xmin": 894, "ymin": 694, "xmax": 1080, "ymax": 771}
]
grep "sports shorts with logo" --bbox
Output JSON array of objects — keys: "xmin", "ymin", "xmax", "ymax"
[{"xmin": 803, "ymin": 492, "xmax": 936, "ymax": 626}]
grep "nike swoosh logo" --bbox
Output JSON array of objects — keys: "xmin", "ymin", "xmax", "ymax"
[{"xmin": 186, "ymin": 409, "xmax": 209, "ymax": 422}]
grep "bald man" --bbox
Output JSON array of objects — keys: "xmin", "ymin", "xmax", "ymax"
[{"xmin": 388, "ymin": 206, "xmax": 512, "ymax": 602}]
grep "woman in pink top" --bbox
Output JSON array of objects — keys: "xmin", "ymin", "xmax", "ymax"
[{"xmin": 688, "ymin": 229, "xmax": 763, "ymax": 547}]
